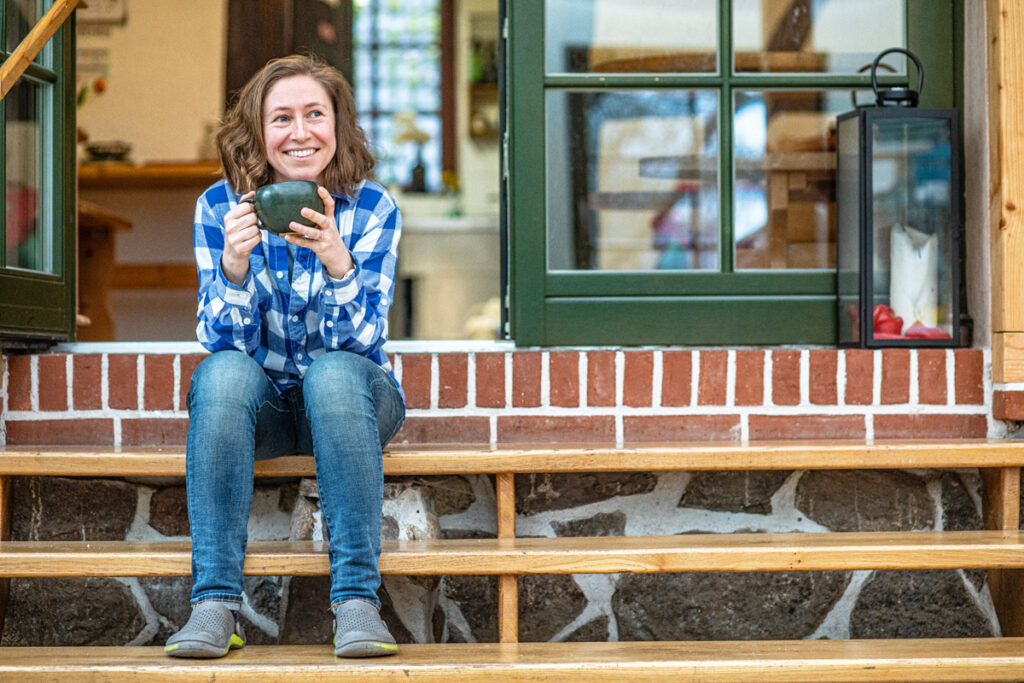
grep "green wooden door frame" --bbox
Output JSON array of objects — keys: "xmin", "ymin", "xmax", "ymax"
[
  {"xmin": 0, "ymin": 5, "xmax": 77, "ymax": 348},
  {"xmin": 506, "ymin": 0, "xmax": 961, "ymax": 346}
]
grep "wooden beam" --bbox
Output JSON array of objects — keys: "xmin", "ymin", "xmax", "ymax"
[
  {"xmin": 495, "ymin": 472, "xmax": 518, "ymax": 644},
  {"xmin": 0, "ymin": 0, "xmax": 83, "ymax": 101},
  {"xmin": 4, "ymin": 440, "xmax": 1024, "ymax": 477},
  {"xmin": 110, "ymin": 263, "xmax": 197, "ymax": 290},
  {"xmin": 983, "ymin": 467, "xmax": 1024, "ymax": 636},
  {"xmin": 991, "ymin": 0, "xmax": 1024, "ymax": 380},
  {"xmin": 0, "ymin": 476, "xmax": 11, "ymax": 641},
  {"xmin": 4, "ymin": 532, "xmax": 1024, "ymax": 578}
]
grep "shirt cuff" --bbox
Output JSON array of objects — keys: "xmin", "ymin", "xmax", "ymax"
[
  {"xmin": 216, "ymin": 261, "xmax": 255, "ymax": 306},
  {"xmin": 323, "ymin": 263, "xmax": 359, "ymax": 304}
]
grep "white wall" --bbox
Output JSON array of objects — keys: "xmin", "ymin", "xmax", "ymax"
[
  {"xmin": 76, "ymin": 0, "xmax": 227, "ymax": 162},
  {"xmin": 964, "ymin": 0, "xmax": 990, "ymax": 346}
]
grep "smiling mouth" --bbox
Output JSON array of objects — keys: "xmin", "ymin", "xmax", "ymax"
[{"xmin": 285, "ymin": 149, "xmax": 317, "ymax": 158}]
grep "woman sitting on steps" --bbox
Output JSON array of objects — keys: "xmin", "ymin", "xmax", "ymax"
[{"xmin": 164, "ymin": 54, "xmax": 405, "ymax": 659}]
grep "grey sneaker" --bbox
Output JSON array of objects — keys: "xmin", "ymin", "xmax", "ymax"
[
  {"xmin": 164, "ymin": 601, "xmax": 245, "ymax": 658},
  {"xmin": 332, "ymin": 599, "xmax": 398, "ymax": 657}
]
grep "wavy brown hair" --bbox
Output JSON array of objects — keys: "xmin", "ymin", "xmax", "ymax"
[{"xmin": 217, "ymin": 54, "xmax": 374, "ymax": 196}]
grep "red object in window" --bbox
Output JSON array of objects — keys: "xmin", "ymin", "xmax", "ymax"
[
  {"xmin": 5, "ymin": 184, "xmax": 38, "ymax": 247},
  {"xmin": 905, "ymin": 321, "xmax": 952, "ymax": 339},
  {"xmin": 872, "ymin": 304, "xmax": 904, "ymax": 336}
]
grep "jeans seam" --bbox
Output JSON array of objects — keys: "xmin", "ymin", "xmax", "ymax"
[{"xmin": 370, "ymin": 375, "xmax": 405, "ymax": 445}]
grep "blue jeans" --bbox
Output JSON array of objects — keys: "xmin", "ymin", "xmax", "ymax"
[{"xmin": 185, "ymin": 349, "xmax": 405, "ymax": 609}]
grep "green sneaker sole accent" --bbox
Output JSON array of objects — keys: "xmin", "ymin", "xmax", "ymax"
[
  {"xmin": 164, "ymin": 644, "xmax": 179, "ymax": 652},
  {"xmin": 228, "ymin": 634, "xmax": 245, "ymax": 650}
]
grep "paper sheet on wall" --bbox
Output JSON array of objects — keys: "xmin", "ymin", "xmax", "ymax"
[{"xmin": 889, "ymin": 223, "xmax": 938, "ymax": 332}]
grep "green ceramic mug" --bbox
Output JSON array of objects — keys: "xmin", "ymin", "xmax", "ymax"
[{"xmin": 241, "ymin": 180, "xmax": 324, "ymax": 235}]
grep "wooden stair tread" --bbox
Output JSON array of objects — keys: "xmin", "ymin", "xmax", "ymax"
[
  {"xmin": 3, "ymin": 531, "xmax": 1024, "ymax": 577},
  {"xmin": 1, "ymin": 439, "xmax": 1023, "ymax": 476},
  {"xmin": 2, "ymin": 639, "xmax": 1024, "ymax": 681}
]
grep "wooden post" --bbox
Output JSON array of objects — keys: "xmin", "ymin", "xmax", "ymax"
[
  {"xmin": 991, "ymin": 0, "xmax": 1024, "ymax": 382},
  {"xmin": 0, "ymin": 475, "xmax": 12, "ymax": 639},
  {"xmin": 495, "ymin": 472, "xmax": 518, "ymax": 643},
  {"xmin": 982, "ymin": 467, "xmax": 1024, "ymax": 636}
]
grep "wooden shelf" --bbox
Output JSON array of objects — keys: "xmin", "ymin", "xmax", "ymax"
[{"xmin": 77, "ymin": 160, "xmax": 222, "ymax": 189}]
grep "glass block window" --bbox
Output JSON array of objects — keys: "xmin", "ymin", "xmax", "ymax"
[{"xmin": 354, "ymin": 0, "xmax": 442, "ymax": 192}]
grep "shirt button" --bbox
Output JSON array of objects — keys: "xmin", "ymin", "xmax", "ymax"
[
  {"xmin": 296, "ymin": 352, "xmax": 303, "ymax": 360},
  {"xmin": 324, "ymin": 290, "xmax": 333, "ymax": 296},
  {"xmin": 326, "ymin": 320, "xmax": 334, "ymax": 328},
  {"xmin": 242, "ymin": 318, "xmax": 251, "ymax": 324},
  {"xmin": 291, "ymin": 315, "xmax": 300, "ymax": 322},
  {"xmin": 276, "ymin": 271, "xmax": 284, "ymax": 278}
]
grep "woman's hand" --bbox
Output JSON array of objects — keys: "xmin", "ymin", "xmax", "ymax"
[
  {"xmin": 221, "ymin": 191, "xmax": 261, "ymax": 285},
  {"xmin": 284, "ymin": 186, "xmax": 354, "ymax": 279}
]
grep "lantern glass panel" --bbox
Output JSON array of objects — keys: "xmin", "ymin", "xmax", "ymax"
[
  {"xmin": 869, "ymin": 116, "xmax": 955, "ymax": 342},
  {"xmin": 836, "ymin": 114, "xmax": 861, "ymax": 344}
]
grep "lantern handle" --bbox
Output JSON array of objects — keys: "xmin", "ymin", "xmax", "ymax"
[{"xmin": 871, "ymin": 48, "xmax": 923, "ymax": 106}]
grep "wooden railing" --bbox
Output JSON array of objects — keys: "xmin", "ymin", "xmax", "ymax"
[{"xmin": 0, "ymin": 0, "xmax": 83, "ymax": 101}]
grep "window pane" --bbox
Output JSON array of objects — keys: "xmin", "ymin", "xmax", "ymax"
[
  {"xmin": 734, "ymin": 90, "xmax": 861, "ymax": 270},
  {"xmin": 377, "ymin": 0, "xmax": 438, "ymax": 43},
  {"xmin": 547, "ymin": 90, "xmax": 719, "ymax": 271},
  {"xmin": 355, "ymin": 0, "xmax": 442, "ymax": 193},
  {"xmin": 5, "ymin": 78, "xmax": 47, "ymax": 272},
  {"xmin": 546, "ymin": 0, "xmax": 717, "ymax": 74},
  {"xmin": 733, "ymin": 0, "xmax": 905, "ymax": 74},
  {"xmin": 5, "ymin": 0, "xmax": 42, "ymax": 52}
]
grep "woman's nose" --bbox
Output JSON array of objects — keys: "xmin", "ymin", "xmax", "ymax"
[{"xmin": 291, "ymin": 119, "xmax": 308, "ymax": 140}]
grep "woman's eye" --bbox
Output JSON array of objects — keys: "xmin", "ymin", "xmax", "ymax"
[
  {"xmin": 309, "ymin": 110, "xmax": 324, "ymax": 119},
  {"xmin": 272, "ymin": 115, "xmax": 289, "ymax": 124}
]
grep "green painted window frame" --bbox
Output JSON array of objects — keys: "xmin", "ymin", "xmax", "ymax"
[
  {"xmin": 505, "ymin": 0, "xmax": 962, "ymax": 346},
  {"xmin": 0, "ymin": 5, "xmax": 77, "ymax": 349}
]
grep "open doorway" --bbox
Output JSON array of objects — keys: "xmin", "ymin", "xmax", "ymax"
[{"xmin": 75, "ymin": 0, "xmax": 501, "ymax": 342}]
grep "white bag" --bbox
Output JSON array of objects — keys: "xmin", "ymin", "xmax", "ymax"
[{"xmin": 889, "ymin": 223, "xmax": 938, "ymax": 333}]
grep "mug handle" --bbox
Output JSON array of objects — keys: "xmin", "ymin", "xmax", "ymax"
[{"xmin": 239, "ymin": 195, "xmax": 261, "ymax": 226}]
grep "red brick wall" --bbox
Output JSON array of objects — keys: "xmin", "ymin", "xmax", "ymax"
[{"xmin": 0, "ymin": 346, "xmax": 997, "ymax": 447}]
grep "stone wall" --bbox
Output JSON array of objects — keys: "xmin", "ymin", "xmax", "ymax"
[{"xmin": 0, "ymin": 342, "xmax": 1016, "ymax": 645}]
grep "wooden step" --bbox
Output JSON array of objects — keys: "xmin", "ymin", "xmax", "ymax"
[
  {"xmin": 3, "ymin": 531, "xmax": 1023, "ymax": 577},
  {"xmin": 1, "ymin": 439, "xmax": 1023, "ymax": 477},
  {"xmin": 2, "ymin": 639, "xmax": 1024, "ymax": 681}
]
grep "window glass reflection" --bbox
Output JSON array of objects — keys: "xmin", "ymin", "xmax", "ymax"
[
  {"xmin": 734, "ymin": 90, "xmax": 861, "ymax": 270},
  {"xmin": 546, "ymin": 0, "xmax": 717, "ymax": 74},
  {"xmin": 5, "ymin": 78, "xmax": 46, "ymax": 272},
  {"xmin": 547, "ymin": 90, "xmax": 719, "ymax": 271},
  {"xmin": 6, "ymin": 0, "xmax": 43, "ymax": 53},
  {"xmin": 733, "ymin": 0, "xmax": 904, "ymax": 74}
]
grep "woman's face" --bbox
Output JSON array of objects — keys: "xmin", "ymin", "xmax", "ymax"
[{"xmin": 262, "ymin": 74, "xmax": 337, "ymax": 184}]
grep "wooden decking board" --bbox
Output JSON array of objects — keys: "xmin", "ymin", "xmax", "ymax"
[
  {"xmin": 2, "ymin": 531, "xmax": 1024, "ymax": 577},
  {"xmin": 0, "ymin": 439, "xmax": 1023, "ymax": 477},
  {"xmin": 1, "ymin": 639, "xmax": 1024, "ymax": 681}
]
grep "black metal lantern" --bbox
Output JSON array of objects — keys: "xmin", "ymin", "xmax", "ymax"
[{"xmin": 836, "ymin": 48, "xmax": 960, "ymax": 347}]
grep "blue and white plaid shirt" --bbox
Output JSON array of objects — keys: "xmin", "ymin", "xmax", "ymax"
[{"xmin": 193, "ymin": 178, "xmax": 402, "ymax": 401}]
